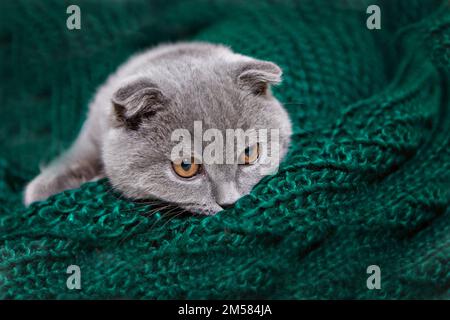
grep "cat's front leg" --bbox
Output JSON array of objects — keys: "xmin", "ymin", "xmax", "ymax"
[{"xmin": 24, "ymin": 125, "xmax": 103, "ymax": 206}]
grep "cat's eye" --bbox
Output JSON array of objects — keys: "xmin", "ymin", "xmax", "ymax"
[
  {"xmin": 172, "ymin": 157, "xmax": 200, "ymax": 178},
  {"xmin": 240, "ymin": 143, "xmax": 260, "ymax": 165}
]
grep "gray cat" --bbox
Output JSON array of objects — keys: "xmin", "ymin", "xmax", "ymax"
[{"xmin": 24, "ymin": 42, "xmax": 292, "ymax": 215}]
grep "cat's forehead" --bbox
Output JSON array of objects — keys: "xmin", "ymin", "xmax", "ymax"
[
  {"xmin": 155, "ymin": 89, "xmax": 270, "ymax": 133},
  {"xmin": 137, "ymin": 98, "xmax": 270, "ymax": 157},
  {"xmin": 146, "ymin": 106, "xmax": 254, "ymax": 139}
]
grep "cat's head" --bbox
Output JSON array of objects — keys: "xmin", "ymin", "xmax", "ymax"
[{"xmin": 103, "ymin": 52, "xmax": 292, "ymax": 215}]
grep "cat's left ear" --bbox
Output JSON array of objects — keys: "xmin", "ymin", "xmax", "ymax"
[{"xmin": 235, "ymin": 60, "xmax": 282, "ymax": 96}]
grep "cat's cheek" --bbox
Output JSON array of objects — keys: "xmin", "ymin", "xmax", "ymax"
[{"xmin": 161, "ymin": 166, "xmax": 218, "ymax": 212}]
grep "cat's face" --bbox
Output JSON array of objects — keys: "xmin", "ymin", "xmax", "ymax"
[{"xmin": 103, "ymin": 57, "xmax": 292, "ymax": 215}]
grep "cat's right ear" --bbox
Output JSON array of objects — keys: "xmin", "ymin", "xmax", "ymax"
[{"xmin": 111, "ymin": 78, "xmax": 167, "ymax": 130}]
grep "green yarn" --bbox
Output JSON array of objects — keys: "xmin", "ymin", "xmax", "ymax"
[{"xmin": 0, "ymin": 0, "xmax": 449, "ymax": 299}]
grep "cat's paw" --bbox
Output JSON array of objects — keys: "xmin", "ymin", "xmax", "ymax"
[
  {"xmin": 24, "ymin": 165, "xmax": 103, "ymax": 206},
  {"xmin": 24, "ymin": 173, "xmax": 60, "ymax": 206},
  {"xmin": 24, "ymin": 170, "xmax": 82, "ymax": 206}
]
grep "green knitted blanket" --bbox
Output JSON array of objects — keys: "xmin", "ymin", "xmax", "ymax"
[{"xmin": 0, "ymin": 0, "xmax": 449, "ymax": 299}]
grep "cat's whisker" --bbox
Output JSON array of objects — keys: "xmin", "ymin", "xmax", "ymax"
[
  {"xmin": 99, "ymin": 180, "xmax": 167, "ymax": 211},
  {"xmin": 147, "ymin": 205, "xmax": 184, "ymax": 232},
  {"xmin": 158, "ymin": 209, "xmax": 189, "ymax": 230},
  {"xmin": 118, "ymin": 205, "xmax": 187, "ymax": 245},
  {"xmin": 117, "ymin": 203, "xmax": 177, "ymax": 243},
  {"xmin": 144, "ymin": 203, "xmax": 174, "ymax": 214}
]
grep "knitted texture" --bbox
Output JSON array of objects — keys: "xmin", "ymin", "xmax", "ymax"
[{"xmin": 0, "ymin": 0, "xmax": 449, "ymax": 299}]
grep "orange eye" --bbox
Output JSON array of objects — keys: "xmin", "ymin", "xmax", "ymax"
[
  {"xmin": 240, "ymin": 143, "xmax": 260, "ymax": 164},
  {"xmin": 172, "ymin": 158, "xmax": 200, "ymax": 178}
]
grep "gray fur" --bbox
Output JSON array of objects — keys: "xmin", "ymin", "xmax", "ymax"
[{"xmin": 24, "ymin": 42, "xmax": 292, "ymax": 215}]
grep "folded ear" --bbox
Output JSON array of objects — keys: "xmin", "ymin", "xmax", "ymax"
[
  {"xmin": 236, "ymin": 60, "xmax": 282, "ymax": 96},
  {"xmin": 111, "ymin": 78, "xmax": 167, "ymax": 130}
]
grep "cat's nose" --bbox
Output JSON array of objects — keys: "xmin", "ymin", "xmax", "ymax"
[
  {"xmin": 214, "ymin": 182, "xmax": 240, "ymax": 209},
  {"xmin": 216, "ymin": 195, "xmax": 239, "ymax": 208}
]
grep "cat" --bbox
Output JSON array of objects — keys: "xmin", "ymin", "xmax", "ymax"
[{"xmin": 24, "ymin": 42, "xmax": 292, "ymax": 215}]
